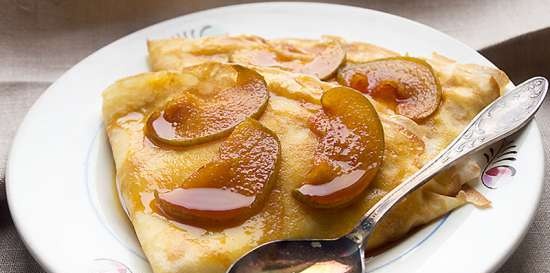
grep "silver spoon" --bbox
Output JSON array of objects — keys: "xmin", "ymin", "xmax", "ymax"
[{"xmin": 226, "ymin": 77, "xmax": 548, "ymax": 273}]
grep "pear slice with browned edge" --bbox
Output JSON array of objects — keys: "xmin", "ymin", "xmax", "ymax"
[
  {"xmin": 297, "ymin": 40, "xmax": 346, "ymax": 80},
  {"xmin": 337, "ymin": 57, "xmax": 442, "ymax": 121},
  {"xmin": 156, "ymin": 118, "xmax": 281, "ymax": 226},
  {"xmin": 294, "ymin": 87, "xmax": 384, "ymax": 208},
  {"xmin": 145, "ymin": 64, "xmax": 269, "ymax": 147},
  {"xmin": 231, "ymin": 40, "xmax": 345, "ymax": 80}
]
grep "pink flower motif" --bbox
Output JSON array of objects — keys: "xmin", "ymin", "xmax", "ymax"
[
  {"xmin": 481, "ymin": 140, "xmax": 517, "ymax": 189},
  {"xmin": 117, "ymin": 265, "xmax": 131, "ymax": 273},
  {"xmin": 93, "ymin": 259, "xmax": 132, "ymax": 273},
  {"xmin": 482, "ymin": 166, "xmax": 516, "ymax": 189}
]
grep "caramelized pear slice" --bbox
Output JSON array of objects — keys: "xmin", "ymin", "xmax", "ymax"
[
  {"xmin": 156, "ymin": 119, "xmax": 281, "ymax": 225},
  {"xmin": 145, "ymin": 65, "xmax": 269, "ymax": 147},
  {"xmin": 337, "ymin": 57, "xmax": 442, "ymax": 120},
  {"xmin": 294, "ymin": 87, "xmax": 384, "ymax": 208},
  {"xmin": 297, "ymin": 41, "xmax": 346, "ymax": 79},
  {"xmin": 232, "ymin": 40, "xmax": 345, "ymax": 80}
]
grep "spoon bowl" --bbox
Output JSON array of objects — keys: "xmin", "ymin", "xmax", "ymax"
[{"xmin": 226, "ymin": 237, "xmax": 362, "ymax": 273}]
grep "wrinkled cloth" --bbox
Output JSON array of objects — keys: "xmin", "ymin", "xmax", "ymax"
[{"xmin": 1, "ymin": 0, "xmax": 549, "ymax": 272}]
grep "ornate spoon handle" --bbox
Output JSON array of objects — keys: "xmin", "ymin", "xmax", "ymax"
[{"xmin": 348, "ymin": 77, "xmax": 548, "ymax": 244}]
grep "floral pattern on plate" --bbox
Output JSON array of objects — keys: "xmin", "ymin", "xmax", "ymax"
[
  {"xmin": 92, "ymin": 258, "xmax": 133, "ymax": 273},
  {"xmin": 171, "ymin": 25, "xmax": 225, "ymax": 38},
  {"xmin": 481, "ymin": 139, "xmax": 517, "ymax": 189}
]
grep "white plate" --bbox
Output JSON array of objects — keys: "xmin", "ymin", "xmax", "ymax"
[{"xmin": 6, "ymin": 2, "xmax": 544, "ymax": 273}]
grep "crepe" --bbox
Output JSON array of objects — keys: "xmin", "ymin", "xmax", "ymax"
[
  {"xmin": 102, "ymin": 35, "xmax": 508, "ymax": 273},
  {"xmin": 147, "ymin": 35, "xmax": 398, "ymax": 77}
]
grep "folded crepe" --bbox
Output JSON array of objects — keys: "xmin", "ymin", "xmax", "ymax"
[{"xmin": 102, "ymin": 35, "xmax": 508, "ymax": 273}]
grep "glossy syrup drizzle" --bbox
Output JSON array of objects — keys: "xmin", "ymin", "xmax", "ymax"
[
  {"xmin": 155, "ymin": 119, "xmax": 281, "ymax": 227},
  {"xmin": 338, "ymin": 57, "xmax": 441, "ymax": 120},
  {"xmin": 294, "ymin": 87, "xmax": 384, "ymax": 208},
  {"xmin": 145, "ymin": 65, "xmax": 269, "ymax": 147}
]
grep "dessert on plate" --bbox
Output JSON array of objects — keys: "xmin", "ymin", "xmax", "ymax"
[{"xmin": 102, "ymin": 34, "xmax": 508, "ymax": 273}]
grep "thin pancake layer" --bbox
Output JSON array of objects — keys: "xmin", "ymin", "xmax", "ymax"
[{"xmin": 103, "ymin": 36, "xmax": 508, "ymax": 273}]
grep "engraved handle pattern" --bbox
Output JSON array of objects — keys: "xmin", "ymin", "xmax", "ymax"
[
  {"xmin": 439, "ymin": 77, "xmax": 547, "ymax": 163},
  {"xmin": 347, "ymin": 77, "xmax": 548, "ymax": 245}
]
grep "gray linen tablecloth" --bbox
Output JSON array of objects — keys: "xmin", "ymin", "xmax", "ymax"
[{"xmin": 1, "ymin": 1, "xmax": 549, "ymax": 272}]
